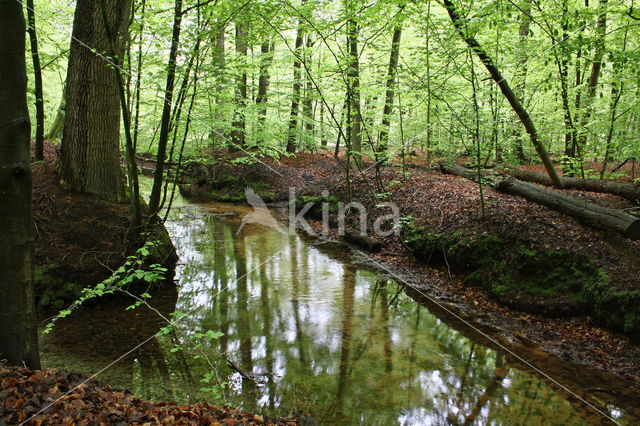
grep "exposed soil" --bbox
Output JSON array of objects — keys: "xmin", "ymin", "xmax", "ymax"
[
  {"xmin": 32, "ymin": 153, "xmax": 131, "ymax": 292},
  {"xmin": 179, "ymin": 149, "xmax": 640, "ymax": 394}
]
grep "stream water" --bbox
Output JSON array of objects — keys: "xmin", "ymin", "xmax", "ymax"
[{"xmin": 40, "ymin": 190, "xmax": 636, "ymax": 424}]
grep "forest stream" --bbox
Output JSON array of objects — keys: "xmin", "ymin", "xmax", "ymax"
[{"xmin": 38, "ymin": 188, "xmax": 638, "ymax": 425}]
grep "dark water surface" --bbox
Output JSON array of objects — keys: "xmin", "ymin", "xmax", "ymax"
[{"xmin": 40, "ymin": 192, "xmax": 636, "ymax": 424}]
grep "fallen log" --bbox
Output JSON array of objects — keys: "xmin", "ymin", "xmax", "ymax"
[
  {"xmin": 507, "ymin": 168, "xmax": 640, "ymax": 202},
  {"xmin": 344, "ymin": 229, "xmax": 384, "ymax": 252},
  {"xmin": 440, "ymin": 163, "xmax": 640, "ymax": 240},
  {"xmin": 496, "ymin": 177, "xmax": 640, "ymax": 240},
  {"xmin": 439, "ymin": 162, "xmax": 486, "ymax": 181}
]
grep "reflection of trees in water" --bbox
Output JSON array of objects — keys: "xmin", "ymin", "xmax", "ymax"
[
  {"xmin": 46, "ymin": 207, "xmax": 607, "ymax": 424},
  {"xmin": 40, "ymin": 284, "xmax": 179, "ymax": 401}
]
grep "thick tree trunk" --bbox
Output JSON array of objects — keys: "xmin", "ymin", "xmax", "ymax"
[
  {"xmin": 60, "ymin": 0, "xmax": 130, "ymax": 202},
  {"xmin": 442, "ymin": 0, "xmax": 563, "ymax": 188},
  {"xmin": 507, "ymin": 168, "xmax": 640, "ymax": 202},
  {"xmin": 440, "ymin": 164, "xmax": 640, "ymax": 240},
  {"xmin": 0, "ymin": 0, "xmax": 41, "ymax": 369},
  {"xmin": 496, "ymin": 178, "xmax": 640, "ymax": 240},
  {"xmin": 26, "ymin": 0, "xmax": 44, "ymax": 161}
]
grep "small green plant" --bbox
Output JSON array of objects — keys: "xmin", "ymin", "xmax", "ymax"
[{"xmin": 43, "ymin": 240, "xmax": 168, "ymax": 334}]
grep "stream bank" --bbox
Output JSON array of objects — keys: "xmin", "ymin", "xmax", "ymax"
[
  {"xmin": 32, "ymin": 146, "xmax": 177, "ymax": 311},
  {"xmin": 178, "ymin": 150, "xmax": 640, "ymax": 389}
]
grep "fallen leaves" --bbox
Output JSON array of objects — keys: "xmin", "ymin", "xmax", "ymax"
[{"xmin": 0, "ymin": 365, "xmax": 298, "ymax": 425}]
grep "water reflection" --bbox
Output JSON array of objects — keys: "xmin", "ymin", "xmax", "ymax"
[
  {"xmin": 40, "ymin": 195, "xmax": 636, "ymax": 425},
  {"xmin": 160, "ymin": 202, "xmax": 598, "ymax": 425}
]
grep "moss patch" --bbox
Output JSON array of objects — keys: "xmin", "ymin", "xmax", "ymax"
[
  {"xmin": 295, "ymin": 195, "xmax": 340, "ymax": 219},
  {"xmin": 403, "ymin": 219, "xmax": 639, "ymax": 338}
]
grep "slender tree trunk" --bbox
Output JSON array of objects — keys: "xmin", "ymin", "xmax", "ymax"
[
  {"xmin": 131, "ymin": 0, "xmax": 146, "ymax": 155},
  {"xmin": 319, "ymin": 101, "xmax": 327, "ymax": 147},
  {"xmin": 302, "ymin": 34, "xmax": 315, "ymax": 148},
  {"xmin": 558, "ymin": 0, "xmax": 577, "ymax": 159},
  {"xmin": 148, "ymin": 0, "xmax": 182, "ymax": 217},
  {"xmin": 346, "ymin": 9, "xmax": 362, "ymax": 167},
  {"xmin": 442, "ymin": 0, "xmax": 563, "ymax": 188},
  {"xmin": 230, "ymin": 20, "xmax": 248, "ymax": 151},
  {"xmin": 601, "ymin": 28, "xmax": 627, "ymax": 178},
  {"xmin": 513, "ymin": 0, "xmax": 533, "ymax": 163},
  {"xmin": 0, "ymin": 0, "xmax": 41, "ymax": 370},
  {"xmin": 45, "ymin": 87, "xmax": 65, "ymax": 141},
  {"xmin": 425, "ymin": 0, "xmax": 432, "ymax": 166},
  {"xmin": 286, "ymin": 3, "xmax": 305, "ymax": 154},
  {"xmin": 60, "ymin": 0, "xmax": 131, "ymax": 202},
  {"xmin": 576, "ymin": 0, "xmax": 607, "ymax": 158},
  {"xmin": 256, "ymin": 41, "xmax": 274, "ymax": 144},
  {"xmin": 210, "ymin": 20, "xmax": 226, "ymax": 147},
  {"xmin": 378, "ymin": 22, "xmax": 403, "ymax": 157},
  {"xmin": 26, "ymin": 0, "xmax": 44, "ymax": 160}
]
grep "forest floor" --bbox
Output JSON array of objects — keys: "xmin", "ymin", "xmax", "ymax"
[
  {"xmin": 23, "ymin": 141, "xmax": 300, "ymax": 425},
  {"xmin": 181, "ymin": 148, "xmax": 640, "ymax": 405},
  {"xmin": 0, "ymin": 364, "xmax": 298, "ymax": 425}
]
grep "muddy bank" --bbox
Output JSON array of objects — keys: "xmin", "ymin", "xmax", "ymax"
[
  {"xmin": 178, "ymin": 151, "xmax": 640, "ymax": 388},
  {"xmin": 32, "ymin": 149, "xmax": 177, "ymax": 311}
]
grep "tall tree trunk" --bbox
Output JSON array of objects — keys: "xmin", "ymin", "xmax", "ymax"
[
  {"xmin": 256, "ymin": 41, "xmax": 274, "ymax": 144},
  {"xmin": 302, "ymin": 34, "xmax": 315, "ymax": 148},
  {"xmin": 425, "ymin": 0, "xmax": 432, "ymax": 166},
  {"xmin": 442, "ymin": 0, "xmax": 563, "ymax": 188},
  {"xmin": 209, "ymin": 20, "xmax": 226, "ymax": 147},
  {"xmin": 131, "ymin": 0, "xmax": 147, "ymax": 155},
  {"xmin": 148, "ymin": 0, "xmax": 182, "ymax": 216},
  {"xmin": 60, "ymin": 0, "xmax": 131, "ymax": 202},
  {"xmin": 99, "ymin": 0, "xmax": 140, "ymax": 229},
  {"xmin": 558, "ymin": 0, "xmax": 577, "ymax": 160},
  {"xmin": 576, "ymin": 0, "xmax": 607, "ymax": 158},
  {"xmin": 230, "ymin": 20, "xmax": 248, "ymax": 152},
  {"xmin": 513, "ymin": 0, "xmax": 533, "ymax": 163},
  {"xmin": 346, "ymin": 8, "xmax": 362, "ymax": 167},
  {"xmin": 26, "ymin": 0, "xmax": 44, "ymax": 161},
  {"xmin": 0, "ymin": 0, "xmax": 41, "ymax": 369},
  {"xmin": 286, "ymin": 3, "xmax": 305, "ymax": 154},
  {"xmin": 377, "ymin": 21, "xmax": 403, "ymax": 157}
]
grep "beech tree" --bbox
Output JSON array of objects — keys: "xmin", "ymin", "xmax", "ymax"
[
  {"xmin": 59, "ymin": 0, "xmax": 131, "ymax": 202},
  {"xmin": 0, "ymin": 0, "xmax": 41, "ymax": 370}
]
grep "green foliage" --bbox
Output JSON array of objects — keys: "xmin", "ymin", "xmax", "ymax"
[{"xmin": 42, "ymin": 240, "xmax": 168, "ymax": 334}]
